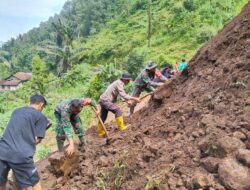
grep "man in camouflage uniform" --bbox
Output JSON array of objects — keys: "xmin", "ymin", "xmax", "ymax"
[
  {"xmin": 130, "ymin": 61, "xmax": 166, "ymax": 115},
  {"xmin": 55, "ymin": 98, "xmax": 98, "ymax": 155}
]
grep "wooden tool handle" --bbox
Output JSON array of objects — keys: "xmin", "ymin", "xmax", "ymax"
[{"xmin": 91, "ymin": 107, "xmax": 109, "ymax": 138}]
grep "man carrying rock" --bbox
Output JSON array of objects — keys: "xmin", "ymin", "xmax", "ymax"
[
  {"xmin": 98, "ymin": 73, "xmax": 140, "ymax": 137},
  {"xmin": 130, "ymin": 61, "xmax": 166, "ymax": 114},
  {"xmin": 0, "ymin": 95, "xmax": 49, "ymax": 190},
  {"xmin": 55, "ymin": 98, "xmax": 99, "ymax": 155}
]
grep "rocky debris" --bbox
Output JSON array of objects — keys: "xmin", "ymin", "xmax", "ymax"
[
  {"xmin": 34, "ymin": 2, "xmax": 250, "ymax": 190},
  {"xmin": 198, "ymin": 138, "xmax": 226, "ymax": 158},
  {"xmin": 218, "ymin": 158, "xmax": 250, "ymax": 190},
  {"xmin": 236, "ymin": 148, "xmax": 250, "ymax": 167},
  {"xmin": 192, "ymin": 169, "xmax": 215, "ymax": 189},
  {"xmin": 233, "ymin": 131, "xmax": 247, "ymax": 140},
  {"xmin": 48, "ymin": 151, "xmax": 79, "ymax": 177},
  {"xmin": 217, "ymin": 136, "xmax": 246, "ymax": 155},
  {"xmin": 200, "ymin": 157, "xmax": 220, "ymax": 173}
]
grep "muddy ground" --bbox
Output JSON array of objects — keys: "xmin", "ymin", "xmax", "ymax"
[{"xmin": 11, "ymin": 2, "xmax": 250, "ymax": 190}]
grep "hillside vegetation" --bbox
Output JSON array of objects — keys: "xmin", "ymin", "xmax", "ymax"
[{"xmin": 0, "ymin": 0, "xmax": 248, "ymax": 156}]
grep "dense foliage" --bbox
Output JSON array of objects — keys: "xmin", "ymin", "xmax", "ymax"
[{"xmin": 0, "ymin": 0, "xmax": 248, "ymax": 139}]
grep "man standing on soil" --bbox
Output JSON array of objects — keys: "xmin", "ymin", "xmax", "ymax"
[
  {"xmin": 55, "ymin": 98, "xmax": 99, "ymax": 155},
  {"xmin": 0, "ymin": 95, "xmax": 49, "ymax": 190},
  {"xmin": 98, "ymin": 73, "xmax": 140, "ymax": 137},
  {"xmin": 130, "ymin": 61, "xmax": 166, "ymax": 114}
]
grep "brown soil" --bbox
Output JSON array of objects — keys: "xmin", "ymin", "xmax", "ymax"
[{"xmin": 15, "ymin": 2, "xmax": 250, "ymax": 190}]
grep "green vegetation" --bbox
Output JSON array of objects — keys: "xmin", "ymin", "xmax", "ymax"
[
  {"xmin": 35, "ymin": 144, "xmax": 52, "ymax": 161},
  {"xmin": 145, "ymin": 166, "xmax": 176, "ymax": 190},
  {"xmin": 96, "ymin": 152, "xmax": 129, "ymax": 190},
  {"xmin": 0, "ymin": 0, "xmax": 248, "ymax": 158}
]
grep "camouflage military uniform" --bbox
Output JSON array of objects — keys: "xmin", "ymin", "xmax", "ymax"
[
  {"xmin": 130, "ymin": 69, "xmax": 164, "ymax": 114},
  {"xmin": 55, "ymin": 98, "xmax": 96, "ymax": 146}
]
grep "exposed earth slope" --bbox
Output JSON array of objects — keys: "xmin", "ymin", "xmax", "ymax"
[{"xmin": 35, "ymin": 2, "xmax": 250, "ymax": 190}]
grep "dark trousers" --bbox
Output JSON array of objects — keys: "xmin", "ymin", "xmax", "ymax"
[{"xmin": 99, "ymin": 100, "xmax": 122, "ymax": 123}]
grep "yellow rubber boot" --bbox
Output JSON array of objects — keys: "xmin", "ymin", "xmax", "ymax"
[
  {"xmin": 97, "ymin": 122, "xmax": 106, "ymax": 137},
  {"xmin": 116, "ymin": 116, "xmax": 127, "ymax": 131}
]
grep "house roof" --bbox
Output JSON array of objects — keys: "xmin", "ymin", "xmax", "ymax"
[
  {"xmin": 14, "ymin": 72, "xmax": 32, "ymax": 81},
  {"xmin": 0, "ymin": 79, "xmax": 21, "ymax": 86},
  {"xmin": 0, "ymin": 72, "xmax": 32, "ymax": 87}
]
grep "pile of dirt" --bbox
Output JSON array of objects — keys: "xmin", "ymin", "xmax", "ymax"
[{"xmin": 37, "ymin": 2, "xmax": 250, "ymax": 190}]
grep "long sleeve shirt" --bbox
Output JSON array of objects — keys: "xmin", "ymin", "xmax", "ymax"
[
  {"xmin": 99, "ymin": 79, "xmax": 131, "ymax": 103},
  {"xmin": 134, "ymin": 69, "xmax": 164, "ymax": 91},
  {"xmin": 55, "ymin": 98, "xmax": 94, "ymax": 139}
]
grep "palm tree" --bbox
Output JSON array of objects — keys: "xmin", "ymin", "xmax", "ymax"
[{"xmin": 38, "ymin": 19, "xmax": 83, "ymax": 76}]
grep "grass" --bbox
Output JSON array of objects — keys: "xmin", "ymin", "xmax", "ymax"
[
  {"xmin": 35, "ymin": 145, "xmax": 52, "ymax": 161},
  {"xmin": 96, "ymin": 152, "xmax": 129, "ymax": 190}
]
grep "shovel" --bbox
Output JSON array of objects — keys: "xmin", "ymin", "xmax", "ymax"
[
  {"xmin": 126, "ymin": 92, "xmax": 154, "ymax": 107},
  {"xmin": 139, "ymin": 92, "xmax": 154, "ymax": 101},
  {"xmin": 91, "ymin": 107, "xmax": 112, "ymax": 145}
]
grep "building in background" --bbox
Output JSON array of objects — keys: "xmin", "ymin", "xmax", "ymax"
[{"xmin": 0, "ymin": 72, "xmax": 32, "ymax": 91}]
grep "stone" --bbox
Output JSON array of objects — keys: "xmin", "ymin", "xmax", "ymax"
[
  {"xmin": 54, "ymin": 184, "xmax": 63, "ymax": 189},
  {"xmin": 201, "ymin": 114, "xmax": 215, "ymax": 128},
  {"xmin": 218, "ymin": 158, "xmax": 250, "ymax": 190},
  {"xmin": 73, "ymin": 176, "xmax": 82, "ymax": 182},
  {"xmin": 192, "ymin": 170, "xmax": 214, "ymax": 188},
  {"xmin": 236, "ymin": 149, "xmax": 250, "ymax": 167},
  {"xmin": 98, "ymin": 156, "xmax": 109, "ymax": 167},
  {"xmin": 200, "ymin": 157, "xmax": 220, "ymax": 173},
  {"xmin": 233, "ymin": 131, "xmax": 247, "ymax": 140},
  {"xmin": 239, "ymin": 121, "xmax": 250, "ymax": 130},
  {"xmin": 160, "ymin": 183, "xmax": 170, "ymax": 190},
  {"xmin": 217, "ymin": 136, "xmax": 246, "ymax": 155},
  {"xmin": 56, "ymin": 176, "xmax": 66, "ymax": 185},
  {"xmin": 48, "ymin": 151, "xmax": 80, "ymax": 177},
  {"xmin": 192, "ymin": 131, "xmax": 200, "ymax": 138}
]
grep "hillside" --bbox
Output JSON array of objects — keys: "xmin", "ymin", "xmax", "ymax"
[
  {"xmin": 0, "ymin": 0, "xmax": 248, "ymax": 73},
  {"xmin": 28, "ymin": 1, "xmax": 250, "ymax": 190},
  {"xmin": 0, "ymin": 0, "xmax": 248, "ymax": 136}
]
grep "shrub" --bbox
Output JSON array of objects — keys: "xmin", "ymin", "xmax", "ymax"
[
  {"xmin": 61, "ymin": 64, "xmax": 92, "ymax": 87},
  {"xmin": 125, "ymin": 52, "xmax": 144, "ymax": 80},
  {"xmin": 196, "ymin": 25, "xmax": 216, "ymax": 44},
  {"xmin": 183, "ymin": 0, "xmax": 196, "ymax": 11}
]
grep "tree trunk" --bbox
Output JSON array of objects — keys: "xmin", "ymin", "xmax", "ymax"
[{"xmin": 147, "ymin": 0, "xmax": 152, "ymax": 48}]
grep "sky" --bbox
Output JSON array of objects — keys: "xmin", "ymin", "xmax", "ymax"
[{"xmin": 0, "ymin": 0, "xmax": 67, "ymax": 42}]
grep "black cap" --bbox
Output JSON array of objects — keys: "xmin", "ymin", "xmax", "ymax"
[
  {"xmin": 121, "ymin": 73, "xmax": 132, "ymax": 80},
  {"xmin": 146, "ymin": 61, "xmax": 157, "ymax": 70}
]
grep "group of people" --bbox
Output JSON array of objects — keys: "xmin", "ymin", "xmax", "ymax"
[{"xmin": 0, "ymin": 59, "xmax": 187, "ymax": 190}]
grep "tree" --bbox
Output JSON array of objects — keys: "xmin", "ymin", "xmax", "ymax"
[
  {"xmin": 38, "ymin": 19, "xmax": 82, "ymax": 76},
  {"xmin": 125, "ymin": 52, "xmax": 144, "ymax": 79},
  {"xmin": 0, "ymin": 50, "xmax": 12, "ymax": 69},
  {"xmin": 147, "ymin": 0, "xmax": 152, "ymax": 47},
  {"xmin": 31, "ymin": 56, "xmax": 49, "ymax": 95}
]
